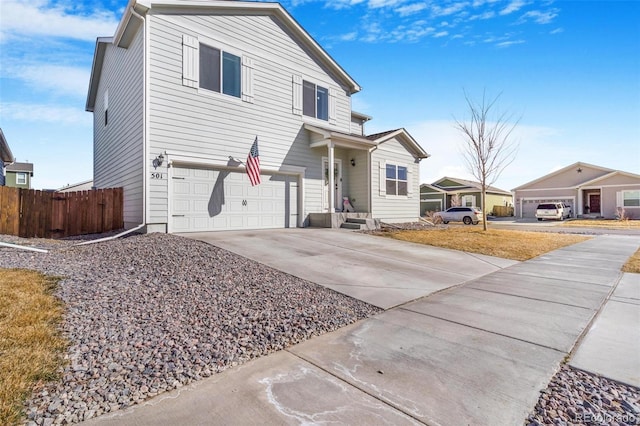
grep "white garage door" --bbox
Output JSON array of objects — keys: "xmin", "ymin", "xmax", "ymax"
[
  {"xmin": 171, "ymin": 167, "xmax": 298, "ymax": 232},
  {"xmin": 522, "ymin": 199, "xmax": 574, "ymax": 218}
]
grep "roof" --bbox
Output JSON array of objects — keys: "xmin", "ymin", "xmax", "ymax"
[
  {"xmin": 433, "ymin": 176, "xmax": 511, "ymax": 195},
  {"xmin": 351, "ymin": 111, "xmax": 372, "ymax": 122},
  {"xmin": 577, "ymin": 170, "xmax": 640, "ymax": 187},
  {"xmin": 368, "ymin": 128, "xmax": 430, "ymax": 159},
  {"xmin": 0, "ymin": 128, "xmax": 14, "ymax": 163},
  {"xmin": 511, "ymin": 161, "xmax": 614, "ymax": 191},
  {"xmin": 6, "ymin": 162, "xmax": 34, "ymax": 175},
  {"xmin": 420, "ymin": 183, "xmax": 447, "ymax": 193},
  {"xmin": 87, "ymin": 0, "xmax": 361, "ymax": 111},
  {"xmin": 305, "ymin": 124, "xmax": 377, "ymax": 150}
]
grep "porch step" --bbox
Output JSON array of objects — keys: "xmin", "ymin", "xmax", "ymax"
[
  {"xmin": 344, "ymin": 218, "xmax": 368, "ymax": 224},
  {"xmin": 340, "ymin": 222, "xmax": 363, "ymax": 230},
  {"xmin": 340, "ymin": 217, "xmax": 379, "ymax": 231}
]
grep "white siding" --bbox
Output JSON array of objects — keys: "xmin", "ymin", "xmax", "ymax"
[
  {"xmin": 146, "ymin": 13, "xmax": 354, "ymax": 225},
  {"xmin": 93, "ymin": 29, "xmax": 144, "ymax": 227},
  {"xmin": 345, "ymin": 149, "xmax": 369, "ymax": 212},
  {"xmin": 370, "ymin": 139, "xmax": 420, "ymax": 222}
]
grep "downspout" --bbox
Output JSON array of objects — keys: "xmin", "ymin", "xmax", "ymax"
[{"xmin": 129, "ymin": 7, "xmax": 148, "ymax": 231}]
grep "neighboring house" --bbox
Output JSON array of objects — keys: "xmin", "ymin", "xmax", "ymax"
[
  {"xmin": 512, "ymin": 162, "xmax": 640, "ymax": 219},
  {"xmin": 420, "ymin": 177, "xmax": 512, "ymax": 216},
  {"xmin": 86, "ymin": 0, "xmax": 429, "ymax": 232},
  {"xmin": 58, "ymin": 180, "xmax": 95, "ymax": 193},
  {"xmin": 0, "ymin": 128, "xmax": 15, "ymax": 186},
  {"xmin": 5, "ymin": 162, "xmax": 34, "ymax": 189}
]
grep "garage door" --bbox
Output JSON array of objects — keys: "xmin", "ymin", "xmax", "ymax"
[
  {"xmin": 521, "ymin": 199, "xmax": 574, "ymax": 218},
  {"xmin": 171, "ymin": 167, "xmax": 298, "ymax": 232}
]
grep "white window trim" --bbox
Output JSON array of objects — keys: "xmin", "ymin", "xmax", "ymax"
[
  {"xmin": 293, "ymin": 76, "xmax": 336, "ymax": 124},
  {"xmin": 382, "ymin": 162, "xmax": 410, "ymax": 198},
  {"xmin": 182, "ymin": 34, "xmax": 253, "ymax": 103},
  {"xmin": 16, "ymin": 172, "xmax": 27, "ymax": 185},
  {"xmin": 617, "ymin": 190, "xmax": 640, "ymax": 208}
]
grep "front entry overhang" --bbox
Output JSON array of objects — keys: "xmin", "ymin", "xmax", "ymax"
[{"xmin": 304, "ymin": 124, "xmax": 376, "ymax": 212}]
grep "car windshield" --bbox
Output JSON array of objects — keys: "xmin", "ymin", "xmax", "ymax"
[{"xmin": 537, "ymin": 204, "xmax": 557, "ymax": 209}]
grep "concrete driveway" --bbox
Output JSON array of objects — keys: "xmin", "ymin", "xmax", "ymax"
[
  {"xmin": 179, "ymin": 228, "xmax": 517, "ymax": 309},
  {"xmin": 84, "ymin": 232, "xmax": 640, "ymax": 426}
]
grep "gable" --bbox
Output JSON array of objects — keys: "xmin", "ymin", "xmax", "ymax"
[
  {"xmin": 370, "ymin": 129, "xmax": 429, "ymax": 160},
  {"xmin": 514, "ymin": 162, "xmax": 612, "ymax": 190},
  {"xmin": 420, "ymin": 184, "xmax": 445, "ymax": 194},
  {"xmin": 581, "ymin": 171, "xmax": 640, "ymax": 187},
  {"xmin": 436, "ymin": 178, "xmax": 467, "ymax": 188}
]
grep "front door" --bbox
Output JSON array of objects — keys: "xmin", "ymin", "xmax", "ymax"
[
  {"xmin": 589, "ymin": 194, "xmax": 601, "ymax": 213},
  {"xmin": 322, "ymin": 158, "xmax": 342, "ymax": 212}
]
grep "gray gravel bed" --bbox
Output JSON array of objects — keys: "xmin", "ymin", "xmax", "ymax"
[
  {"xmin": 0, "ymin": 233, "xmax": 381, "ymax": 424},
  {"xmin": 527, "ymin": 364, "xmax": 640, "ymax": 426}
]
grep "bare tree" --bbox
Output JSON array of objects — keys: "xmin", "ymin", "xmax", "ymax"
[{"xmin": 454, "ymin": 91, "xmax": 520, "ymax": 231}]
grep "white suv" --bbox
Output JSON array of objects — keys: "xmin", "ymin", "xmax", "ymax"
[
  {"xmin": 434, "ymin": 207, "xmax": 484, "ymax": 225},
  {"xmin": 536, "ymin": 203, "xmax": 571, "ymax": 221}
]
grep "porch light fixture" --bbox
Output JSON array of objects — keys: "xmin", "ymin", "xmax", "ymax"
[
  {"xmin": 153, "ymin": 153, "xmax": 164, "ymax": 169},
  {"xmin": 577, "ymin": 167, "xmax": 582, "ymax": 173},
  {"xmin": 350, "ymin": 158, "xmax": 356, "ymax": 167}
]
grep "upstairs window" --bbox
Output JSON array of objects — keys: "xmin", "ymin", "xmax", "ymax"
[
  {"xmin": 386, "ymin": 164, "xmax": 408, "ymax": 196},
  {"xmin": 16, "ymin": 172, "xmax": 27, "ymax": 185},
  {"xmin": 199, "ymin": 44, "xmax": 241, "ymax": 98},
  {"xmin": 303, "ymin": 80, "xmax": 329, "ymax": 121}
]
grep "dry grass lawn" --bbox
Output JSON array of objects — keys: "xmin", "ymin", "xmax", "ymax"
[
  {"xmin": 0, "ymin": 269, "xmax": 67, "ymax": 426},
  {"xmin": 563, "ymin": 219, "xmax": 640, "ymax": 229},
  {"xmin": 623, "ymin": 248, "xmax": 640, "ymax": 273},
  {"xmin": 385, "ymin": 227, "xmax": 590, "ymax": 261}
]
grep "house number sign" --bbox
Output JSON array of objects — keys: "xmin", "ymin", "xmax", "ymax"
[{"xmin": 150, "ymin": 172, "xmax": 165, "ymax": 179}]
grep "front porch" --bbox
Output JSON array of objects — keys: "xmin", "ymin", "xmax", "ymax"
[{"xmin": 308, "ymin": 212, "xmax": 378, "ymax": 230}]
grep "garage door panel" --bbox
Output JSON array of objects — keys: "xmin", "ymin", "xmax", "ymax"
[{"xmin": 171, "ymin": 167, "xmax": 297, "ymax": 232}]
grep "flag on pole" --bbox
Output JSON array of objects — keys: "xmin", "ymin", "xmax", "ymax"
[{"xmin": 246, "ymin": 137, "xmax": 261, "ymax": 186}]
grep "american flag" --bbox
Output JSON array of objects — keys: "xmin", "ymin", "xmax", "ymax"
[{"xmin": 246, "ymin": 137, "xmax": 261, "ymax": 186}]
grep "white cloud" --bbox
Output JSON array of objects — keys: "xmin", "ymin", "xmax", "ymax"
[
  {"xmin": 7, "ymin": 64, "xmax": 90, "ymax": 99},
  {"xmin": 433, "ymin": 31, "xmax": 449, "ymax": 38},
  {"xmin": 517, "ymin": 9, "xmax": 559, "ymax": 24},
  {"xmin": 550, "ymin": 27, "xmax": 564, "ymax": 34},
  {"xmin": 431, "ymin": 1, "xmax": 469, "ymax": 17},
  {"xmin": 499, "ymin": 0, "xmax": 528, "ymax": 16},
  {"xmin": 396, "ymin": 3, "xmax": 428, "ymax": 16},
  {"xmin": 469, "ymin": 10, "xmax": 495, "ymax": 20},
  {"xmin": 0, "ymin": 103, "xmax": 90, "ymax": 125},
  {"xmin": 339, "ymin": 31, "xmax": 358, "ymax": 41},
  {"xmin": 368, "ymin": 0, "xmax": 405, "ymax": 9},
  {"xmin": 0, "ymin": 0, "xmax": 118, "ymax": 42},
  {"xmin": 496, "ymin": 39, "xmax": 525, "ymax": 48}
]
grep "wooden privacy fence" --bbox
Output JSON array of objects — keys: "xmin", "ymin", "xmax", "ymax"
[
  {"xmin": 492, "ymin": 205, "xmax": 514, "ymax": 217},
  {"xmin": 0, "ymin": 187, "xmax": 123, "ymax": 238}
]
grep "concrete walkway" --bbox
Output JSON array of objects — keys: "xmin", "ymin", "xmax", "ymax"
[
  {"xmin": 570, "ymin": 272, "xmax": 640, "ymax": 387},
  {"xmin": 84, "ymin": 233, "xmax": 640, "ymax": 426}
]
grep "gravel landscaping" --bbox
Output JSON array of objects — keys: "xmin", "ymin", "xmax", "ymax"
[
  {"xmin": 0, "ymin": 233, "xmax": 381, "ymax": 424},
  {"xmin": 527, "ymin": 364, "xmax": 640, "ymax": 426}
]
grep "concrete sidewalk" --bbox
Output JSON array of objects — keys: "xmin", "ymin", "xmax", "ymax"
[
  {"xmin": 570, "ymin": 272, "xmax": 640, "ymax": 387},
  {"xmin": 84, "ymin": 234, "xmax": 640, "ymax": 426}
]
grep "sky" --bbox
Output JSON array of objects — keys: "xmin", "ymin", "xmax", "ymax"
[{"xmin": 0, "ymin": 0, "xmax": 639, "ymax": 191}]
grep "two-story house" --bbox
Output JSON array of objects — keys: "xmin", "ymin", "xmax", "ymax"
[
  {"xmin": 0, "ymin": 128, "xmax": 14, "ymax": 187},
  {"xmin": 86, "ymin": 0, "xmax": 429, "ymax": 232},
  {"xmin": 5, "ymin": 162, "xmax": 34, "ymax": 189}
]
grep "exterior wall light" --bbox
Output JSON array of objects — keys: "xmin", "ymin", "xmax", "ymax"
[{"xmin": 153, "ymin": 153, "xmax": 164, "ymax": 169}]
